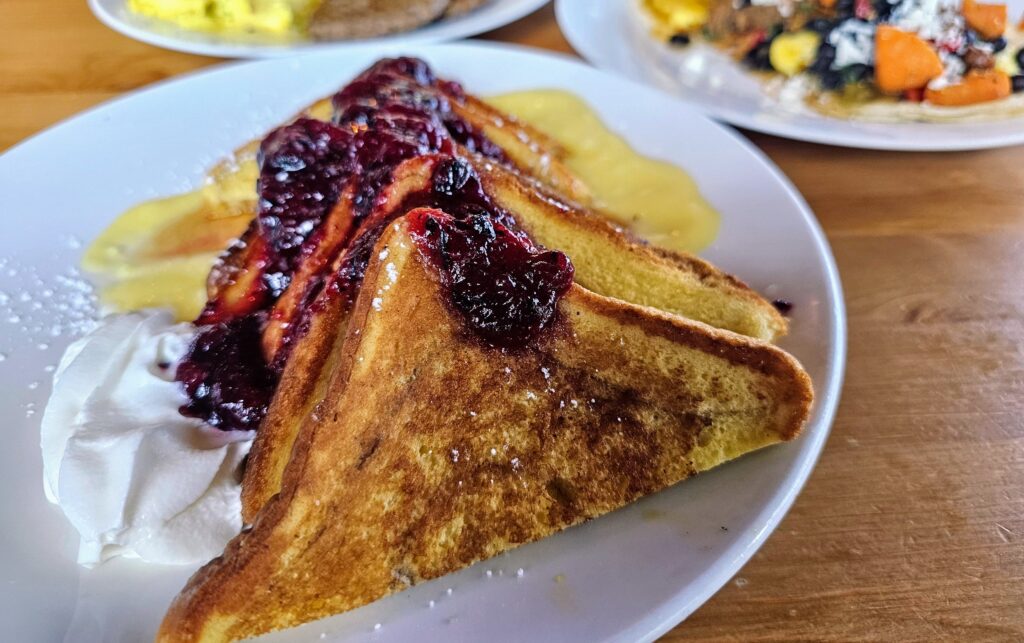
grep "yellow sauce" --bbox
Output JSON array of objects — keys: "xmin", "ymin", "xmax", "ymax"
[
  {"xmin": 83, "ymin": 166, "xmax": 255, "ymax": 321},
  {"xmin": 84, "ymin": 91, "xmax": 719, "ymax": 320},
  {"xmin": 487, "ymin": 90, "xmax": 719, "ymax": 254}
]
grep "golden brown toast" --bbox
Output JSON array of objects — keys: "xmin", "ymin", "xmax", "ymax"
[
  {"xmin": 183, "ymin": 57, "xmax": 783, "ymax": 523},
  {"xmin": 240, "ymin": 154, "xmax": 785, "ymax": 522},
  {"xmin": 159, "ymin": 211, "xmax": 812, "ymax": 642},
  {"xmin": 473, "ymin": 157, "xmax": 786, "ymax": 340},
  {"xmin": 308, "ymin": 0, "xmax": 449, "ymax": 40}
]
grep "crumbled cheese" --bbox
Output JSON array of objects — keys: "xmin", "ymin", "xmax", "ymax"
[
  {"xmin": 928, "ymin": 50, "xmax": 966, "ymax": 90},
  {"xmin": 828, "ymin": 20, "xmax": 876, "ymax": 69},
  {"xmin": 889, "ymin": 0, "xmax": 963, "ymax": 46}
]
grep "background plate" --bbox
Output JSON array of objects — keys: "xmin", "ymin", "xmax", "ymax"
[
  {"xmin": 89, "ymin": 0, "xmax": 549, "ymax": 58},
  {"xmin": 0, "ymin": 42, "xmax": 844, "ymax": 642},
  {"xmin": 557, "ymin": 0, "xmax": 1024, "ymax": 151}
]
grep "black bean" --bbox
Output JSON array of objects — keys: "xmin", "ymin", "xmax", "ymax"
[
  {"xmin": 1016, "ymin": 46, "xmax": 1024, "ymax": 69},
  {"xmin": 809, "ymin": 43, "xmax": 837, "ymax": 75},
  {"xmin": 668, "ymin": 33, "xmax": 691, "ymax": 46},
  {"xmin": 820, "ymin": 70, "xmax": 845, "ymax": 90},
  {"xmin": 990, "ymin": 36, "xmax": 1007, "ymax": 53},
  {"xmin": 807, "ymin": 18, "xmax": 834, "ymax": 35},
  {"xmin": 841, "ymin": 63, "xmax": 872, "ymax": 83},
  {"xmin": 1012, "ymin": 75, "xmax": 1024, "ymax": 93},
  {"xmin": 744, "ymin": 41, "xmax": 774, "ymax": 71},
  {"xmin": 874, "ymin": 0, "xmax": 896, "ymax": 19}
]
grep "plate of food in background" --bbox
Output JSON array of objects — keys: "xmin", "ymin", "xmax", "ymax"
[
  {"xmin": 88, "ymin": 0, "xmax": 549, "ymax": 58},
  {"xmin": 557, "ymin": 0, "xmax": 1024, "ymax": 150},
  {"xmin": 0, "ymin": 42, "xmax": 844, "ymax": 641}
]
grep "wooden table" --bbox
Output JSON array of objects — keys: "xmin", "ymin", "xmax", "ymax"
[{"xmin": 4, "ymin": 1, "xmax": 1023, "ymax": 639}]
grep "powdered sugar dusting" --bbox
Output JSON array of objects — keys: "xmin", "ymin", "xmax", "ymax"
[{"xmin": 0, "ymin": 257, "xmax": 99, "ymax": 394}]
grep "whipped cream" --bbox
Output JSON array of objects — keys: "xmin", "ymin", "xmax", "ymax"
[{"xmin": 41, "ymin": 310, "xmax": 253, "ymax": 566}]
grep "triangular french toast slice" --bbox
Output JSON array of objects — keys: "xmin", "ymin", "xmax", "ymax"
[
  {"xmin": 160, "ymin": 209, "xmax": 812, "ymax": 642},
  {"xmin": 240, "ymin": 155, "xmax": 786, "ymax": 521}
]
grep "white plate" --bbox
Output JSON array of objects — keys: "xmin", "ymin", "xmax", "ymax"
[
  {"xmin": 0, "ymin": 42, "xmax": 844, "ymax": 642},
  {"xmin": 557, "ymin": 0, "xmax": 1024, "ymax": 151},
  {"xmin": 89, "ymin": 0, "xmax": 549, "ymax": 58}
]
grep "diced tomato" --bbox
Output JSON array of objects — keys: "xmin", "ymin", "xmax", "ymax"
[{"xmin": 855, "ymin": 0, "xmax": 874, "ymax": 19}]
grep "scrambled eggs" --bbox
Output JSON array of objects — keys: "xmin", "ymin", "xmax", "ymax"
[{"xmin": 127, "ymin": 0, "xmax": 321, "ymax": 36}]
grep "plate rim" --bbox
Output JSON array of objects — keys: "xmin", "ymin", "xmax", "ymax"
[
  {"xmin": 87, "ymin": 0, "xmax": 551, "ymax": 59},
  {"xmin": 555, "ymin": 0, "xmax": 1024, "ymax": 152},
  {"xmin": 0, "ymin": 40, "xmax": 847, "ymax": 641}
]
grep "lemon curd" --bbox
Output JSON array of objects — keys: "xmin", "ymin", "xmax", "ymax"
[
  {"xmin": 84, "ymin": 91, "xmax": 719, "ymax": 320},
  {"xmin": 82, "ymin": 162, "xmax": 256, "ymax": 320},
  {"xmin": 488, "ymin": 90, "xmax": 720, "ymax": 254}
]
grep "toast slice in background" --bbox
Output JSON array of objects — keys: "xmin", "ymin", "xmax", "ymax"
[
  {"xmin": 444, "ymin": 0, "xmax": 489, "ymax": 17},
  {"xmin": 308, "ymin": 0, "xmax": 449, "ymax": 40},
  {"xmin": 240, "ymin": 155, "xmax": 787, "ymax": 521},
  {"xmin": 160, "ymin": 210, "xmax": 812, "ymax": 642}
]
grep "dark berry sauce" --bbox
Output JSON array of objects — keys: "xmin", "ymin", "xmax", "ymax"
[
  {"xmin": 176, "ymin": 58, "xmax": 526, "ymax": 432},
  {"xmin": 318, "ymin": 157, "xmax": 520, "ymax": 308},
  {"xmin": 175, "ymin": 314, "xmax": 277, "ymax": 431},
  {"xmin": 408, "ymin": 209, "xmax": 574, "ymax": 349}
]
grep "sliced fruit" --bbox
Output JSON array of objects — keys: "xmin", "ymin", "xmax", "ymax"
[
  {"xmin": 875, "ymin": 25, "xmax": 944, "ymax": 93},
  {"xmin": 962, "ymin": 0, "xmax": 1007, "ymax": 40},
  {"xmin": 924, "ymin": 69, "xmax": 1012, "ymax": 105},
  {"xmin": 769, "ymin": 31, "xmax": 822, "ymax": 77}
]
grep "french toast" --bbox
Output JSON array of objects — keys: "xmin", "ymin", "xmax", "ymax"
[
  {"xmin": 160, "ymin": 58, "xmax": 807, "ymax": 640},
  {"xmin": 164, "ymin": 57, "xmax": 783, "ymax": 518},
  {"xmin": 240, "ymin": 152, "xmax": 786, "ymax": 521},
  {"xmin": 159, "ymin": 210, "xmax": 812, "ymax": 642}
]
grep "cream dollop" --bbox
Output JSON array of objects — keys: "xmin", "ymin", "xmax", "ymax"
[{"xmin": 40, "ymin": 310, "xmax": 252, "ymax": 566}]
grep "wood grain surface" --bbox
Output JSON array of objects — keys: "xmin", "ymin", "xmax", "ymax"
[{"xmin": 3, "ymin": 1, "xmax": 1022, "ymax": 640}]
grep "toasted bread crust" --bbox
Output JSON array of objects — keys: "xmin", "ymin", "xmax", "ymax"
[
  {"xmin": 159, "ymin": 216, "xmax": 812, "ymax": 642},
  {"xmin": 474, "ymin": 160, "xmax": 788, "ymax": 340}
]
